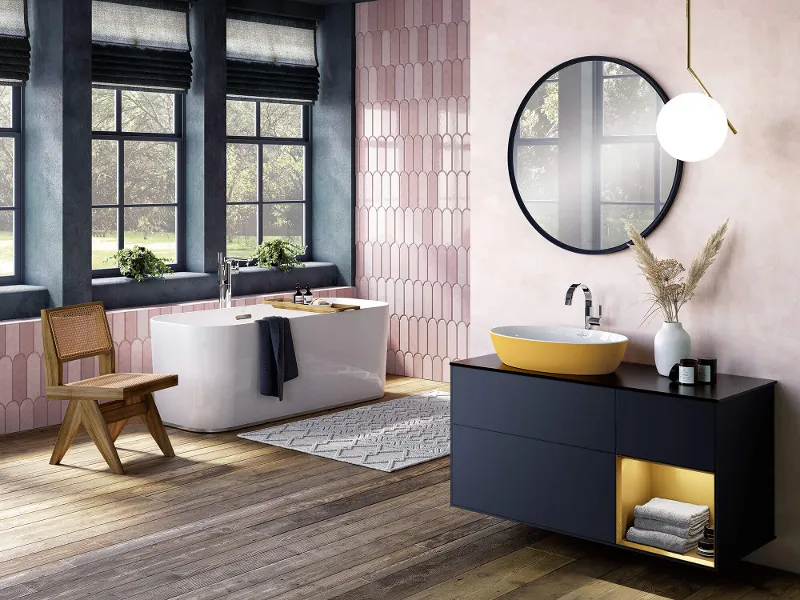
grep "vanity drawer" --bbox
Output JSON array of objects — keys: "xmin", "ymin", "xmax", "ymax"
[
  {"xmin": 451, "ymin": 425, "xmax": 615, "ymax": 543},
  {"xmin": 616, "ymin": 390, "xmax": 715, "ymax": 472},
  {"xmin": 451, "ymin": 366, "xmax": 615, "ymax": 452}
]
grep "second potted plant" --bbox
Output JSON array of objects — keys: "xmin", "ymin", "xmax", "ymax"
[{"xmin": 250, "ymin": 239, "xmax": 307, "ymax": 272}]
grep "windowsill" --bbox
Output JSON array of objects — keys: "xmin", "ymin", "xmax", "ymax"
[
  {"xmin": 0, "ymin": 285, "xmax": 50, "ymax": 321},
  {"xmin": 92, "ymin": 262, "xmax": 339, "ymax": 310}
]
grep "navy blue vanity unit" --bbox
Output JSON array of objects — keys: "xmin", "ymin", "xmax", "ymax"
[{"xmin": 450, "ymin": 354, "xmax": 776, "ymax": 570}]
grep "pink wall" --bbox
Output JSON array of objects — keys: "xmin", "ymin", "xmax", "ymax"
[
  {"xmin": 471, "ymin": 0, "xmax": 800, "ymax": 572},
  {"xmin": 354, "ymin": 0, "xmax": 470, "ymax": 382},
  {"xmin": 0, "ymin": 286, "xmax": 355, "ymax": 435}
]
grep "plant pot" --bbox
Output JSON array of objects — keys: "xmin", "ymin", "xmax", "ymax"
[{"xmin": 654, "ymin": 322, "xmax": 691, "ymax": 377}]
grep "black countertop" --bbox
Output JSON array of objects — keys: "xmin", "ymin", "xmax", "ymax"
[{"xmin": 451, "ymin": 354, "xmax": 776, "ymax": 403}]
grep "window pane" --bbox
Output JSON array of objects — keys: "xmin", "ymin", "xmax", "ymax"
[
  {"xmin": 226, "ymin": 204, "xmax": 258, "ymax": 257},
  {"xmin": 124, "ymin": 141, "xmax": 176, "ymax": 204},
  {"xmin": 0, "ymin": 137, "xmax": 13, "ymax": 207},
  {"xmin": 263, "ymin": 203, "xmax": 303, "ymax": 246},
  {"xmin": 601, "ymin": 143, "xmax": 655, "ymax": 203},
  {"xmin": 603, "ymin": 76, "xmax": 659, "ymax": 136},
  {"xmin": 92, "ymin": 140, "xmax": 117, "ymax": 205},
  {"xmin": 92, "ymin": 208, "xmax": 118, "ymax": 270},
  {"xmin": 0, "ymin": 86, "xmax": 11, "ymax": 129},
  {"xmin": 121, "ymin": 91, "xmax": 174, "ymax": 134},
  {"xmin": 523, "ymin": 202, "xmax": 558, "ymax": 239},
  {"xmin": 0, "ymin": 210, "xmax": 12, "ymax": 276},
  {"xmin": 603, "ymin": 62, "xmax": 635, "ymax": 76},
  {"xmin": 227, "ymin": 100, "xmax": 255, "ymax": 137},
  {"xmin": 124, "ymin": 206, "xmax": 176, "ymax": 263},
  {"xmin": 516, "ymin": 145, "xmax": 558, "ymax": 200},
  {"xmin": 262, "ymin": 145, "xmax": 304, "ymax": 201},
  {"xmin": 260, "ymin": 103, "xmax": 302, "ymax": 138},
  {"xmin": 602, "ymin": 204, "xmax": 655, "ymax": 248},
  {"xmin": 226, "ymin": 143, "xmax": 257, "ymax": 203},
  {"xmin": 519, "ymin": 81, "xmax": 558, "ymax": 139},
  {"xmin": 92, "ymin": 88, "xmax": 116, "ymax": 131}
]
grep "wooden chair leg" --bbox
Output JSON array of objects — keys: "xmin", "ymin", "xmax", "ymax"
[
  {"xmin": 141, "ymin": 393, "xmax": 175, "ymax": 458},
  {"xmin": 50, "ymin": 400, "xmax": 83, "ymax": 466},
  {"xmin": 82, "ymin": 400, "xmax": 125, "ymax": 475},
  {"xmin": 106, "ymin": 398, "xmax": 135, "ymax": 442},
  {"xmin": 107, "ymin": 419, "xmax": 128, "ymax": 442}
]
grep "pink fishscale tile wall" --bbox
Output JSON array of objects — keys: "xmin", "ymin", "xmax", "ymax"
[
  {"xmin": 0, "ymin": 286, "xmax": 355, "ymax": 435},
  {"xmin": 356, "ymin": 0, "xmax": 470, "ymax": 383}
]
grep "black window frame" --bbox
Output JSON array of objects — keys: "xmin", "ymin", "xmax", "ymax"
[
  {"xmin": 91, "ymin": 87, "xmax": 186, "ymax": 277},
  {"xmin": 0, "ymin": 86, "xmax": 22, "ymax": 285},
  {"xmin": 225, "ymin": 98, "xmax": 311, "ymax": 261}
]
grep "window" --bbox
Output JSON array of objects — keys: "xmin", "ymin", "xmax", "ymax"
[
  {"xmin": 225, "ymin": 100, "xmax": 309, "ymax": 258},
  {"xmin": 0, "ymin": 85, "xmax": 20, "ymax": 282},
  {"xmin": 517, "ymin": 73, "xmax": 559, "ymax": 237},
  {"xmin": 598, "ymin": 62, "xmax": 676, "ymax": 248},
  {"xmin": 91, "ymin": 88, "xmax": 184, "ymax": 272}
]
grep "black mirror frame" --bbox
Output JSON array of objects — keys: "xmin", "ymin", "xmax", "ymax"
[{"xmin": 507, "ymin": 55, "xmax": 684, "ymax": 255}]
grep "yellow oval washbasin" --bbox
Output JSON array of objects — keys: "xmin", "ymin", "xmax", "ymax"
[{"xmin": 490, "ymin": 325, "xmax": 628, "ymax": 375}]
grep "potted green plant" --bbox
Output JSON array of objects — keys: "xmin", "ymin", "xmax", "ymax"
[
  {"xmin": 107, "ymin": 245, "xmax": 173, "ymax": 281},
  {"xmin": 250, "ymin": 239, "xmax": 307, "ymax": 272}
]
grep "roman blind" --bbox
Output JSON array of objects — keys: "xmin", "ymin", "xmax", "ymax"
[
  {"xmin": 226, "ymin": 14, "xmax": 319, "ymax": 104},
  {"xmin": 0, "ymin": 0, "xmax": 29, "ymax": 85},
  {"xmin": 92, "ymin": 0, "xmax": 192, "ymax": 93}
]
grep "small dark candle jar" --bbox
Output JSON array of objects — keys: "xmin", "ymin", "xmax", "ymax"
[
  {"xmin": 678, "ymin": 359, "xmax": 699, "ymax": 386},
  {"xmin": 698, "ymin": 358, "xmax": 717, "ymax": 385}
]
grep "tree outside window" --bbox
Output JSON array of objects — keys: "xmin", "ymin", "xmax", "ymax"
[
  {"xmin": 91, "ymin": 89, "xmax": 182, "ymax": 272},
  {"xmin": 225, "ymin": 100, "xmax": 307, "ymax": 258}
]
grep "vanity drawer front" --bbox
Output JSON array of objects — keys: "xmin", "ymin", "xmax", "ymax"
[
  {"xmin": 451, "ymin": 366, "xmax": 615, "ymax": 451},
  {"xmin": 451, "ymin": 425, "xmax": 615, "ymax": 543},
  {"xmin": 616, "ymin": 391, "xmax": 715, "ymax": 471}
]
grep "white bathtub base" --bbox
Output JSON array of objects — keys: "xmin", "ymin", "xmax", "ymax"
[
  {"xmin": 162, "ymin": 393, "xmax": 385, "ymax": 433},
  {"xmin": 150, "ymin": 299, "xmax": 390, "ymax": 433}
]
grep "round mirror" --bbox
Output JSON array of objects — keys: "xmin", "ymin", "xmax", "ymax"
[{"xmin": 508, "ymin": 57, "xmax": 683, "ymax": 254}]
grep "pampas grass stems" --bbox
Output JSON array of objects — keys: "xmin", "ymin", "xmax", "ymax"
[{"xmin": 624, "ymin": 220, "xmax": 729, "ymax": 324}]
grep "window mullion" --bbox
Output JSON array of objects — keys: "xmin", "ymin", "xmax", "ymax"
[
  {"xmin": 117, "ymin": 138, "xmax": 125, "ymax": 251},
  {"xmin": 257, "ymin": 142, "xmax": 263, "ymax": 246}
]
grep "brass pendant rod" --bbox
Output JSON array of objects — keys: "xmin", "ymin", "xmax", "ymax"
[{"xmin": 686, "ymin": 0, "xmax": 737, "ymax": 134}]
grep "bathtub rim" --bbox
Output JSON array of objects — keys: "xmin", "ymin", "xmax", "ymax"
[{"xmin": 150, "ymin": 298, "xmax": 389, "ymax": 328}]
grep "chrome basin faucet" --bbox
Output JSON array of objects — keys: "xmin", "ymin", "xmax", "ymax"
[
  {"xmin": 565, "ymin": 283, "xmax": 602, "ymax": 330},
  {"xmin": 218, "ymin": 252, "xmax": 249, "ymax": 309}
]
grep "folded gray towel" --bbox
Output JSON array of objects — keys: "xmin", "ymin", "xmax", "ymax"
[
  {"xmin": 626, "ymin": 526, "xmax": 703, "ymax": 554},
  {"xmin": 634, "ymin": 517, "xmax": 706, "ymax": 539},
  {"xmin": 633, "ymin": 498, "xmax": 710, "ymax": 529}
]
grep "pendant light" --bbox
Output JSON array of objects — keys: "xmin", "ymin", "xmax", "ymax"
[{"xmin": 656, "ymin": 0, "xmax": 737, "ymax": 162}]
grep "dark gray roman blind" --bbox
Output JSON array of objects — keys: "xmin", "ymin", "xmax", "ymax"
[
  {"xmin": 92, "ymin": 0, "xmax": 192, "ymax": 92},
  {"xmin": 226, "ymin": 13, "xmax": 319, "ymax": 104},
  {"xmin": 0, "ymin": 0, "xmax": 29, "ymax": 85}
]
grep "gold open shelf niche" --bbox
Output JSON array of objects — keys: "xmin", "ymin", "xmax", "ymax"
[{"xmin": 616, "ymin": 456, "xmax": 715, "ymax": 568}]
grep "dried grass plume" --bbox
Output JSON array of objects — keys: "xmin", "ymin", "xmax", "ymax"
[{"xmin": 624, "ymin": 220, "xmax": 729, "ymax": 324}]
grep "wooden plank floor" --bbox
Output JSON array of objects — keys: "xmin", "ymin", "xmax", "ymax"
[{"xmin": 0, "ymin": 375, "xmax": 797, "ymax": 600}]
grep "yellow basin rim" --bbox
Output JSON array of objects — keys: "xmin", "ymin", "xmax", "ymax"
[{"xmin": 490, "ymin": 330, "xmax": 628, "ymax": 376}]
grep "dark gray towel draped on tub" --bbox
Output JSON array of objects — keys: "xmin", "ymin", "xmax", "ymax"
[{"xmin": 257, "ymin": 316, "xmax": 299, "ymax": 401}]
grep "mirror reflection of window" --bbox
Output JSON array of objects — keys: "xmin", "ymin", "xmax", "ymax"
[{"xmin": 511, "ymin": 59, "xmax": 681, "ymax": 253}]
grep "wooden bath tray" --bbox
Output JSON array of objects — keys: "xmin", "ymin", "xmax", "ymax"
[{"xmin": 262, "ymin": 300, "xmax": 361, "ymax": 314}]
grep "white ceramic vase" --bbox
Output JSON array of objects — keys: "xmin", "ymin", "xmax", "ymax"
[{"xmin": 653, "ymin": 322, "xmax": 691, "ymax": 377}]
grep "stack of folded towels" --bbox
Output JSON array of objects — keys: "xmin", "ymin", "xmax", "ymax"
[{"xmin": 626, "ymin": 497, "xmax": 710, "ymax": 554}]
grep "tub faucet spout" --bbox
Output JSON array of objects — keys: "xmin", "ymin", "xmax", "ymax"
[{"xmin": 218, "ymin": 252, "xmax": 249, "ymax": 309}]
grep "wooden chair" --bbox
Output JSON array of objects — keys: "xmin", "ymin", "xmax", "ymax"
[{"xmin": 41, "ymin": 302, "xmax": 178, "ymax": 474}]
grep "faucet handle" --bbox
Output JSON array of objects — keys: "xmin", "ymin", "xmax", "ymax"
[{"xmin": 598, "ymin": 304, "xmax": 602, "ymax": 318}]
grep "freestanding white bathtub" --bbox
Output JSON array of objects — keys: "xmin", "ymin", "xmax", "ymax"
[{"xmin": 150, "ymin": 298, "xmax": 389, "ymax": 432}]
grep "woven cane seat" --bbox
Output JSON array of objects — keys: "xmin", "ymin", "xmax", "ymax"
[{"xmin": 46, "ymin": 372, "xmax": 178, "ymax": 401}]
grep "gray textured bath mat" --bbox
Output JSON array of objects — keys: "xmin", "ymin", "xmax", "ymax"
[{"xmin": 238, "ymin": 391, "xmax": 450, "ymax": 472}]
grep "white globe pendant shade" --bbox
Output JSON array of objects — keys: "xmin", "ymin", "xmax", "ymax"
[{"xmin": 656, "ymin": 93, "xmax": 728, "ymax": 162}]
